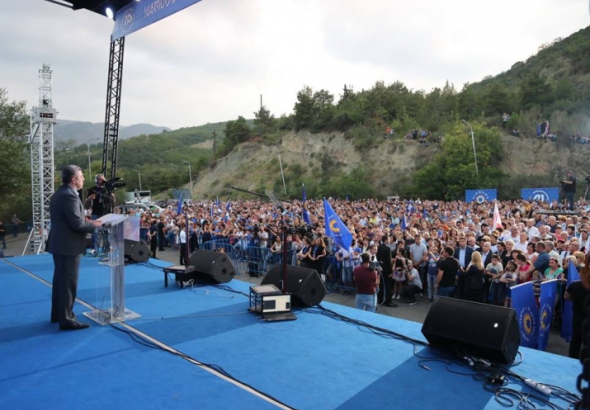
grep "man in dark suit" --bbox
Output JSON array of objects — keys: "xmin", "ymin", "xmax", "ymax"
[
  {"xmin": 454, "ymin": 236, "xmax": 474, "ymax": 299},
  {"xmin": 376, "ymin": 235, "xmax": 396, "ymax": 307},
  {"xmin": 48, "ymin": 165, "xmax": 102, "ymax": 330}
]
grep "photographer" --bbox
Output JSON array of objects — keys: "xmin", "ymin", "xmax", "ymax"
[
  {"xmin": 85, "ymin": 174, "xmax": 115, "ymax": 254},
  {"xmin": 561, "ymin": 171, "xmax": 576, "ymax": 211}
]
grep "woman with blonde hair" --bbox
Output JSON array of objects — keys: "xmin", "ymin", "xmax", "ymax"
[{"xmin": 464, "ymin": 251, "xmax": 485, "ymax": 302}]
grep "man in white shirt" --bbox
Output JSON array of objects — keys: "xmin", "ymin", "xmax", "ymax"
[
  {"xmin": 514, "ymin": 231, "xmax": 529, "ymax": 253},
  {"xmin": 179, "ymin": 224, "xmax": 188, "ymax": 265},
  {"xmin": 524, "ymin": 219, "xmax": 540, "ymax": 239}
]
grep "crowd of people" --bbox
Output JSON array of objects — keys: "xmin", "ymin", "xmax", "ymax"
[{"xmin": 118, "ymin": 195, "xmax": 590, "ymax": 356}]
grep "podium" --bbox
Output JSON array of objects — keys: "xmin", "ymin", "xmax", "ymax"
[{"xmin": 83, "ymin": 213, "xmax": 141, "ymax": 325}]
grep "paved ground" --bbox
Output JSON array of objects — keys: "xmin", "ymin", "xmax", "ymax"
[{"xmin": 3, "ymin": 237, "xmax": 570, "ymax": 358}]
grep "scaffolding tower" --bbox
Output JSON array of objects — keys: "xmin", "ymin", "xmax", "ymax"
[{"xmin": 27, "ymin": 64, "xmax": 57, "ymax": 254}]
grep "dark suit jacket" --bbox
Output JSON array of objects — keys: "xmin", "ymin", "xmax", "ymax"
[
  {"xmin": 454, "ymin": 246, "xmax": 474, "ymax": 269},
  {"xmin": 48, "ymin": 184, "xmax": 96, "ymax": 256},
  {"xmin": 376, "ymin": 243, "xmax": 393, "ymax": 275}
]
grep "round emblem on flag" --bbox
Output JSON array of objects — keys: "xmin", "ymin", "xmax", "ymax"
[
  {"xmin": 473, "ymin": 190, "xmax": 489, "ymax": 204},
  {"xmin": 523, "ymin": 310, "xmax": 533, "ymax": 336},
  {"xmin": 329, "ymin": 219, "xmax": 340, "ymax": 233}
]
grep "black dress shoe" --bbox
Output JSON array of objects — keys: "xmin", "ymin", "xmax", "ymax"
[
  {"xmin": 60, "ymin": 322, "xmax": 90, "ymax": 331},
  {"xmin": 384, "ymin": 302, "xmax": 398, "ymax": 308}
]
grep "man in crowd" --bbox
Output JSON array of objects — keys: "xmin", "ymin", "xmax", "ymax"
[
  {"xmin": 402, "ymin": 260, "xmax": 422, "ymax": 305},
  {"xmin": 562, "ymin": 171, "xmax": 577, "ymax": 211},
  {"xmin": 409, "ymin": 233, "xmax": 428, "ymax": 296},
  {"xmin": 354, "ymin": 253, "xmax": 380, "ymax": 312},
  {"xmin": 11, "ymin": 214, "xmax": 22, "ymax": 237},
  {"xmin": 48, "ymin": 165, "xmax": 102, "ymax": 330},
  {"xmin": 436, "ymin": 246, "xmax": 460, "ymax": 298},
  {"xmin": 376, "ymin": 235, "xmax": 394, "ymax": 307}
]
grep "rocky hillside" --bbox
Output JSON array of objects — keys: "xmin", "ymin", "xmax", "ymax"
[{"xmin": 190, "ymin": 131, "xmax": 590, "ymax": 199}]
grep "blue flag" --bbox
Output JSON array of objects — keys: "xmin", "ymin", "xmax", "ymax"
[
  {"xmin": 302, "ymin": 183, "xmax": 307, "ymax": 202},
  {"xmin": 210, "ymin": 203, "xmax": 213, "ymax": 219},
  {"xmin": 302, "ymin": 184, "xmax": 311, "ymax": 225},
  {"xmin": 538, "ymin": 280, "xmax": 558, "ymax": 351},
  {"xmin": 216, "ymin": 196, "xmax": 220, "ymax": 209},
  {"xmin": 324, "ymin": 198, "xmax": 352, "ymax": 250},
  {"xmin": 177, "ymin": 192, "xmax": 183, "ymax": 215},
  {"xmin": 562, "ymin": 263, "xmax": 580, "ymax": 342},
  {"xmin": 511, "ymin": 282, "xmax": 539, "ymax": 348},
  {"xmin": 401, "ymin": 214, "xmax": 407, "ymax": 231},
  {"xmin": 226, "ymin": 200, "xmax": 231, "ymax": 212},
  {"xmin": 422, "ymin": 208, "xmax": 427, "ymax": 219}
]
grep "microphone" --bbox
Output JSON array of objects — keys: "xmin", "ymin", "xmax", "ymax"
[{"xmin": 523, "ymin": 378, "xmax": 552, "ymax": 396}]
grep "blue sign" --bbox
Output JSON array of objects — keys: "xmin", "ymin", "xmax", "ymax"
[
  {"xmin": 521, "ymin": 188, "xmax": 559, "ymax": 203},
  {"xmin": 465, "ymin": 189, "xmax": 497, "ymax": 203},
  {"xmin": 538, "ymin": 280, "xmax": 558, "ymax": 351},
  {"xmin": 112, "ymin": 0, "xmax": 203, "ymax": 40}
]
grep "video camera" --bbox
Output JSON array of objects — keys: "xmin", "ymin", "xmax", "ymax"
[
  {"xmin": 369, "ymin": 260, "xmax": 383, "ymax": 272},
  {"xmin": 104, "ymin": 177, "xmax": 126, "ymax": 190}
]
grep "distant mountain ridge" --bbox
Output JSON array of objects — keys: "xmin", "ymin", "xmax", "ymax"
[{"xmin": 54, "ymin": 120, "xmax": 170, "ymax": 145}]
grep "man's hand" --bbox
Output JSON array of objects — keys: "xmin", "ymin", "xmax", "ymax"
[{"xmin": 90, "ymin": 220, "xmax": 103, "ymax": 228}]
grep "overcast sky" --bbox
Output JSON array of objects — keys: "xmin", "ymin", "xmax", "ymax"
[{"xmin": 1, "ymin": 0, "xmax": 588, "ymax": 129}]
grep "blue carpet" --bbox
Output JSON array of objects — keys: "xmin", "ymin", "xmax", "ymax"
[
  {"xmin": 0, "ymin": 259, "xmax": 278, "ymax": 410},
  {"xmin": 2, "ymin": 254, "xmax": 582, "ymax": 410}
]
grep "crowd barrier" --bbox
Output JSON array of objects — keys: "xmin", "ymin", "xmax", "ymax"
[{"xmin": 200, "ymin": 239, "xmax": 297, "ymax": 277}]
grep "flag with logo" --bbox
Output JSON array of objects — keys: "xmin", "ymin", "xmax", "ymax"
[
  {"xmin": 401, "ymin": 214, "xmax": 407, "ymax": 231},
  {"xmin": 177, "ymin": 192, "xmax": 183, "ymax": 215},
  {"xmin": 226, "ymin": 200, "xmax": 231, "ymax": 212},
  {"xmin": 561, "ymin": 263, "xmax": 580, "ymax": 342},
  {"xmin": 324, "ymin": 198, "xmax": 352, "ymax": 250},
  {"xmin": 538, "ymin": 279, "xmax": 558, "ymax": 351},
  {"xmin": 511, "ymin": 282, "xmax": 539, "ymax": 348}
]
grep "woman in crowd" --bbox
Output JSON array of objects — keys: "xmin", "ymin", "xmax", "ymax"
[
  {"xmin": 297, "ymin": 237, "xmax": 313, "ymax": 268},
  {"xmin": 515, "ymin": 253, "xmax": 532, "ymax": 283},
  {"xmin": 270, "ymin": 235, "xmax": 283, "ymax": 265},
  {"xmin": 392, "ymin": 246, "xmax": 407, "ymax": 300},
  {"xmin": 426, "ymin": 244, "xmax": 440, "ymax": 301},
  {"xmin": 526, "ymin": 242, "xmax": 538, "ymax": 264},
  {"xmin": 464, "ymin": 251, "xmax": 484, "ymax": 302},
  {"xmin": 309, "ymin": 237, "xmax": 327, "ymax": 274}
]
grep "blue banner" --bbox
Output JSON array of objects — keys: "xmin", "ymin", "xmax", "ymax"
[
  {"xmin": 465, "ymin": 189, "xmax": 497, "ymax": 203},
  {"xmin": 511, "ymin": 282, "xmax": 539, "ymax": 348},
  {"xmin": 521, "ymin": 188, "xmax": 559, "ymax": 203},
  {"xmin": 112, "ymin": 0, "xmax": 203, "ymax": 40},
  {"xmin": 538, "ymin": 280, "xmax": 558, "ymax": 351},
  {"xmin": 562, "ymin": 263, "xmax": 580, "ymax": 342},
  {"xmin": 324, "ymin": 198, "xmax": 352, "ymax": 250}
]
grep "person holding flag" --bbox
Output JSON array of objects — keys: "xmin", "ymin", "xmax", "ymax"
[
  {"xmin": 324, "ymin": 198, "xmax": 352, "ymax": 251},
  {"xmin": 302, "ymin": 184, "xmax": 311, "ymax": 225},
  {"xmin": 564, "ymin": 253, "xmax": 590, "ymax": 358}
]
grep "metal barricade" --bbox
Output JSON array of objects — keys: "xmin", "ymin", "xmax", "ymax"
[{"xmin": 200, "ymin": 239, "xmax": 296, "ymax": 277}]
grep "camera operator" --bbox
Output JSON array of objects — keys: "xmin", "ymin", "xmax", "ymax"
[
  {"xmin": 85, "ymin": 174, "xmax": 115, "ymax": 254},
  {"xmin": 561, "ymin": 171, "xmax": 576, "ymax": 211},
  {"xmin": 354, "ymin": 253, "xmax": 380, "ymax": 312}
]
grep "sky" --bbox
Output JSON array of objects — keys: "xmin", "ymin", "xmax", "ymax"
[{"xmin": 1, "ymin": 0, "xmax": 589, "ymax": 130}]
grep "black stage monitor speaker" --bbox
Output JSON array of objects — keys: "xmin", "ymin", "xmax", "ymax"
[
  {"xmin": 261, "ymin": 264, "xmax": 326, "ymax": 307},
  {"xmin": 189, "ymin": 249, "xmax": 236, "ymax": 284},
  {"xmin": 421, "ymin": 297, "xmax": 520, "ymax": 364},
  {"xmin": 124, "ymin": 239, "xmax": 151, "ymax": 263}
]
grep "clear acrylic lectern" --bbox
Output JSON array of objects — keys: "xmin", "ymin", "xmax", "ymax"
[{"xmin": 84, "ymin": 213, "xmax": 141, "ymax": 325}]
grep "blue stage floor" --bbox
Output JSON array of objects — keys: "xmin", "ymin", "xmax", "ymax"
[{"xmin": 0, "ymin": 254, "xmax": 582, "ymax": 410}]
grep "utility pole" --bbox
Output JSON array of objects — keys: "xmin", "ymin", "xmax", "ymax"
[{"xmin": 212, "ymin": 131, "xmax": 217, "ymax": 158}]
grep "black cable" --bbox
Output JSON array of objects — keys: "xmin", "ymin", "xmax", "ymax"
[{"xmin": 109, "ymin": 323, "xmax": 297, "ymax": 410}]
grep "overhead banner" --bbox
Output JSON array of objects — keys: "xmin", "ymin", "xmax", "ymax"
[
  {"xmin": 112, "ymin": 0, "xmax": 203, "ymax": 40},
  {"xmin": 465, "ymin": 189, "xmax": 497, "ymax": 203},
  {"xmin": 521, "ymin": 188, "xmax": 559, "ymax": 203}
]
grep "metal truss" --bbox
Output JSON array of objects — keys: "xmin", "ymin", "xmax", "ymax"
[
  {"xmin": 102, "ymin": 37, "xmax": 125, "ymax": 181},
  {"xmin": 27, "ymin": 64, "xmax": 57, "ymax": 254}
]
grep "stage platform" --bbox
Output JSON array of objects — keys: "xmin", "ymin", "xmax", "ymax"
[{"xmin": 0, "ymin": 254, "xmax": 581, "ymax": 410}]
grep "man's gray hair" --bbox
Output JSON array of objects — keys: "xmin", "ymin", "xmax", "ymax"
[{"xmin": 62, "ymin": 165, "xmax": 82, "ymax": 184}]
